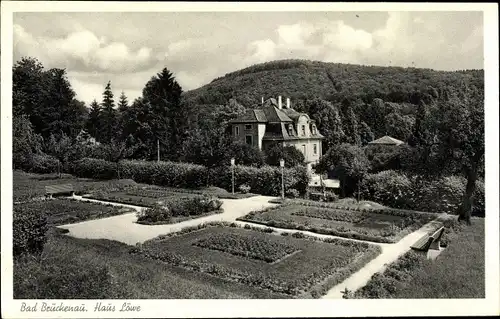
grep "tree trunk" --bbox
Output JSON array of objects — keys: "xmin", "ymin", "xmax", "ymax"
[
  {"xmin": 341, "ymin": 176, "xmax": 346, "ymax": 198},
  {"xmin": 116, "ymin": 161, "xmax": 121, "ymax": 180},
  {"xmin": 458, "ymin": 165, "xmax": 478, "ymax": 225}
]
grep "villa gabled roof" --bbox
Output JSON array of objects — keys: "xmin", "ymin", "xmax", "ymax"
[
  {"xmin": 368, "ymin": 135, "xmax": 405, "ymax": 146},
  {"xmin": 229, "ymin": 109, "xmax": 267, "ymax": 123},
  {"xmin": 262, "ymin": 104, "xmax": 293, "ymax": 123},
  {"xmin": 281, "ymin": 108, "xmax": 302, "ymax": 120}
]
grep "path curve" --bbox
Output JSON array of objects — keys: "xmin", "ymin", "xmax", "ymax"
[{"xmin": 58, "ymin": 195, "xmax": 277, "ymax": 245}]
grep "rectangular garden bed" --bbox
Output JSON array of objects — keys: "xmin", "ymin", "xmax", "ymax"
[
  {"xmin": 14, "ymin": 198, "xmax": 134, "ymax": 226},
  {"xmin": 131, "ymin": 223, "xmax": 381, "ymax": 298},
  {"xmin": 237, "ymin": 203, "xmax": 437, "ymax": 243}
]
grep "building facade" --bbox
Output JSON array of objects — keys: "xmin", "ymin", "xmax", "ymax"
[{"xmin": 229, "ymin": 96, "xmax": 324, "ymax": 168}]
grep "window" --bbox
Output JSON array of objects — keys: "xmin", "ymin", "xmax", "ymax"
[
  {"xmin": 288, "ymin": 124, "xmax": 293, "ymax": 136},
  {"xmin": 313, "ymin": 144, "xmax": 317, "ymax": 155},
  {"xmin": 301, "ymin": 125, "xmax": 306, "ymax": 136},
  {"xmin": 312, "ymin": 125, "xmax": 317, "ymax": 135},
  {"xmin": 235, "ymin": 126, "xmax": 240, "ymax": 136},
  {"xmin": 245, "ymin": 124, "xmax": 252, "ymax": 130},
  {"xmin": 245, "ymin": 135, "xmax": 253, "ymax": 146}
]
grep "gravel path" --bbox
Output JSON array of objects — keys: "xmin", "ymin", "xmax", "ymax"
[
  {"xmin": 320, "ymin": 219, "xmax": 445, "ymax": 299},
  {"xmin": 58, "ymin": 195, "xmax": 277, "ymax": 245}
]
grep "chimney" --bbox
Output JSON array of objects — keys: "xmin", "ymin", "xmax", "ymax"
[
  {"xmin": 278, "ymin": 96, "xmax": 282, "ymax": 109},
  {"xmin": 286, "ymin": 97, "xmax": 290, "ymax": 109}
]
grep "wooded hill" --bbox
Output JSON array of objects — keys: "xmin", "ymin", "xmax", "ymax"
[{"xmin": 183, "ymin": 59, "xmax": 484, "ymax": 108}]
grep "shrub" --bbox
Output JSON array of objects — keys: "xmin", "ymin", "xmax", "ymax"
[
  {"xmin": 411, "ymin": 175, "xmax": 466, "ymax": 214},
  {"xmin": 211, "ymin": 164, "xmax": 309, "ymax": 196},
  {"xmin": 239, "ymin": 184, "xmax": 251, "ymax": 194},
  {"xmin": 360, "ymin": 170, "xmax": 412, "ymax": 209},
  {"xmin": 472, "ymin": 179, "xmax": 485, "ymax": 217},
  {"xmin": 137, "ymin": 204, "xmax": 172, "ymax": 223},
  {"xmin": 137, "ymin": 195, "xmax": 222, "ymax": 223},
  {"xmin": 29, "ymin": 154, "xmax": 60, "ymax": 174},
  {"xmin": 72, "ymin": 158, "xmax": 117, "ymax": 179},
  {"xmin": 264, "ymin": 144, "xmax": 305, "ymax": 168},
  {"xmin": 324, "ymin": 192, "xmax": 338, "ymax": 202},
  {"xmin": 286, "ymin": 188, "xmax": 300, "ymax": 199},
  {"xmin": 13, "ymin": 204, "xmax": 49, "ymax": 257}
]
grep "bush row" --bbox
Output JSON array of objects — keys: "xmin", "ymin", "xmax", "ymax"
[
  {"xmin": 13, "ymin": 204, "xmax": 49, "ymax": 257},
  {"xmin": 136, "ymin": 196, "xmax": 223, "ymax": 224},
  {"xmin": 15, "ymin": 153, "xmax": 61, "ymax": 174},
  {"xmin": 72, "ymin": 158, "xmax": 310, "ymax": 196},
  {"xmin": 360, "ymin": 170, "xmax": 485, "ymax": 216}
]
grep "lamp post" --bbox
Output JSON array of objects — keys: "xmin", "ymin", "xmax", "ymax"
[
  {"xmin": 231, "ymin": 158, "xmax": 235, "ymax": 194},
  {"xmin": 280, "ymin": 158, "xmax": 285, "ymax": 199}
]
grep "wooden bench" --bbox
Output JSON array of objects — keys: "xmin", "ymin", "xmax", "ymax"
[
  {"xmin": 45, "ymin": 184, "xmax": 75, "ymax": 198},
  {"xmin": 411, "ymin": 226, "xmax": 445, "ymax": 252}
]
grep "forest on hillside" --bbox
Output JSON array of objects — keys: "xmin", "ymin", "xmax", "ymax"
[{"xmin": 13, "ymin": 57, "xmax": 484, "ymax": 223}]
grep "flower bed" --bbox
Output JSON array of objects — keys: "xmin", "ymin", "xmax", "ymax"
[
  {"xmin": 192, "ymin": 233, "xmax": 298, "ymax": 263},
  {"xmin": 14, "ymin": 198, "xmax": 133, "ymax": 226},
  {"xmin": 238, "ymin": 203, "xmax": 437, "ymax": 243},
  {"xmin": 131, "ymin": 222, "xmax": 381, "ymax": 297}
]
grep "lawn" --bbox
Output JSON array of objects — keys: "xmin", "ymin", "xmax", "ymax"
[
  {"xmin": 14, "ymin": 198, "xmax": 134, "ymax": 226},
  {"xmin": 14, "ymin": 229, "xmax": 284, "ymax": 299},
  {"xmin": 83, "ymin": 189, "xmax": 201, "ymax": 207},
  {"xmin": 133, "ymin": 223, "xmax": 382, "ymax": 298},
  {"xmin": 13, "ymin": 170, "xmax": 138, "ymax": 203},
  {"xmin": 83, "ymin": 186, "xmax": 256, "ymax": 207},
  {"xmin": 238, "ymin": 202, "xmax": 437, "ymax": 243},
  {"xmin": 350, "ymin": 218, "xmax": 485, "ymax": 298}
]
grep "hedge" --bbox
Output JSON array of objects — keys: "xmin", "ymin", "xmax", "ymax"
[
  {"xmin": 360, "ymin": 170, "xmax": 485, "ymax": 216},
  {"xmin": 13, "ymin": 204, "xmax": 49, "ymax": 257},
  {"xmin": 72, "ymin": 158, "xmax": 117, "ymax": 180},
  {"xmin": 71, "ymin": 158, "xmax": 310, "ymax": 196},
  {"xmin": 210, "ymin": 164, "xmax": 309, "ymax": 196}
]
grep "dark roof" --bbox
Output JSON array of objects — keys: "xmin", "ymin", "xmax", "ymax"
[
  {"xmin": 262, "ymin": 104, "xmax": 293, "ymax": 123},
  {"xmin": 368, "ymin": 135, "xmax": 405, "ymax": 145},
  {"xmin": 281, "ymin": 108, "xmax": 302, "ymax": 120},
  {"xmin": 229, "ymin": 109, "xmax": 267, "ymax": 123}
]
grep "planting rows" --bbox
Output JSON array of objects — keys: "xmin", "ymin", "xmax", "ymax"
[
  {"xmin": 131, "ymin": 223, "xmax": 381, "ymax": 297},
  {"xmin": 14, "ymin": 198, "xmax": 133, "ymax": 226},
  {"xmin": 238, "ymin": 203, "xmax": 436, "ymax": 243},
  {"xmin": 193, "ymin": 233, "xmax": 298, "ymax": 263}
]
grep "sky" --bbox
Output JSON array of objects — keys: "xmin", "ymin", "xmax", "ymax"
[{"xmin": 13, "ymin": 11, "xmax": 484, "ymax": 105}]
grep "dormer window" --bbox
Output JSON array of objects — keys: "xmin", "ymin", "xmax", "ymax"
[
  {"xmin": 288, "ymin": 124, "xmax": 293, "ymax": 136},
  {"xmin": 301, "ymin": 125, "xmax": 306, "ymax": 136},
  {"xmin": 311, "ymin": 125, "xmax": 317, "ymax": 135}
]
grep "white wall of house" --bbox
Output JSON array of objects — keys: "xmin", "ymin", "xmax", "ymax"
[
  {"xmin": 257, "ymin": 124, "xmax": 266, "ymax": 150},
  {"xmin": 285, "ymin": 139, "xmax": 322, "ymax": 164}
]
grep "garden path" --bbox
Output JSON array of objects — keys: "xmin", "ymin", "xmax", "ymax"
[
  {"xmin": 58, "ymin": 195, "xmax": 277, "ymax": 245},
  {"xmin": 320, "ymin": 219, "xmax": 445, "ymax": 299}
]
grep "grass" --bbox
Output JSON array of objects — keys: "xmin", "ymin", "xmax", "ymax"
[
  {"xmin": 136, "ymin": 210, "xmax": 224, "ymax": 225},
  {"xmin": 13, "ymin": 170, "xmax": 138, "ymax": 203},
  {"xmin": 350, "ymin": 218, "xmax": 484, "ymax": 298},
  {"xmin": 14, "ymin": 229, "xmax": 284, "ymax": 299},
  {"xmin": 14, "ymin": 198, "xmax": 134, "ymax": 226},
  {"xmin": 238, "ymin": 203, "xmax": 436, "ymax": 243},
  {"xmin": 133, "ymin": 224, "xmax": 381, "ymax": 297}
]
